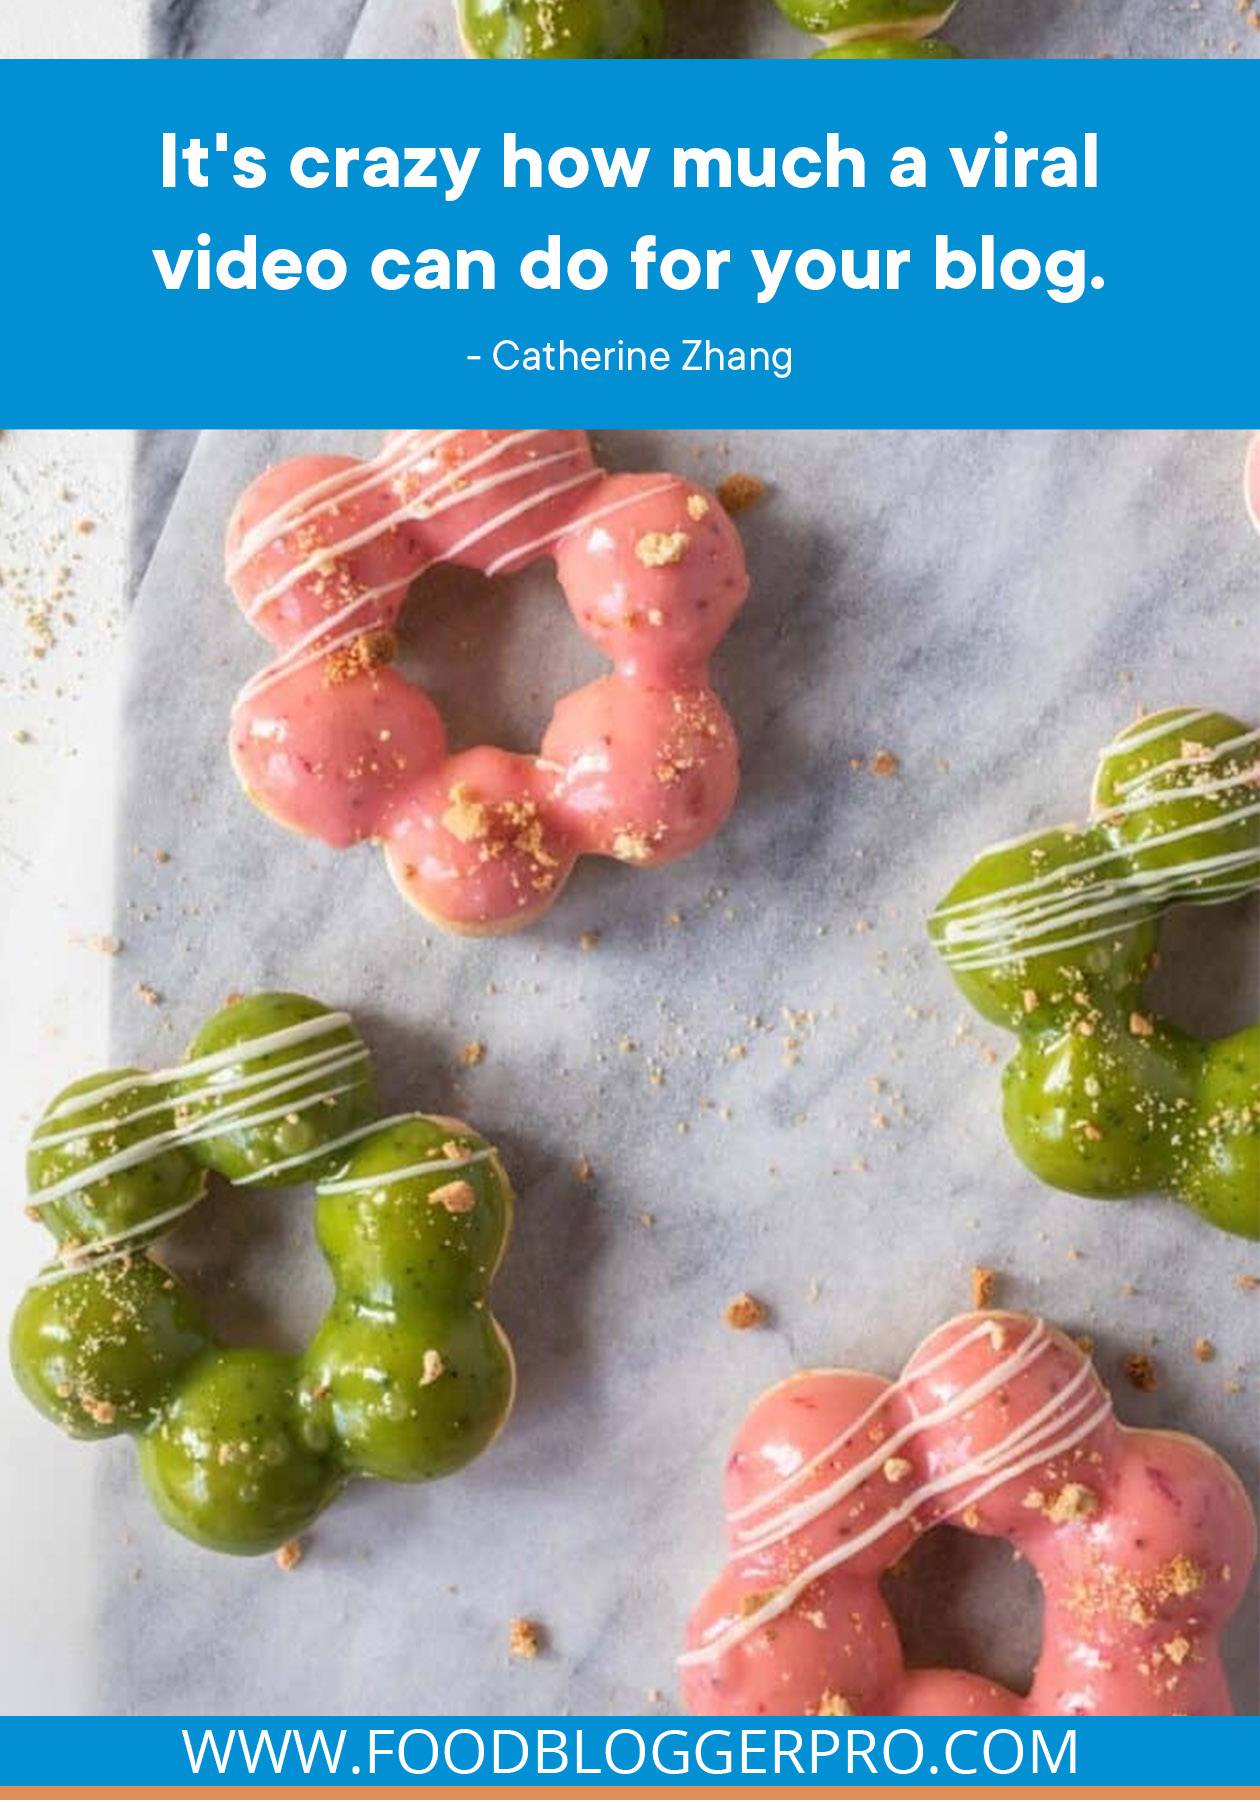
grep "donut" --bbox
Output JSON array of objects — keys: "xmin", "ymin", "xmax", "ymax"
[
  {"xmin": 10, "ymin": 993, "xmax": 515, "ymax": 1554},
  {"xmin": 929, "ymin": 708, "xmax": 1260, "ymax": 1238},
  {"xmin": 777, "ymin": 0, "xmax": 964, "ymax": 58},
  {"xmin": 1246, "ymin": 435, "xmax": 1260, "ymax": 536},
  {"xmin": 455, "ymin": 0, "xmax": 964, "ymax": 57},
  {"xmin": 682, "ymin": 1311, "xmax": 1256, "ymax": 1716},
  {"xmin": 226, "ymin": 430, "xmax": 748, "ymax": 935},
  {"xmin": 457, "ymin": 0, "xmax": 665, "ymax": 56}
]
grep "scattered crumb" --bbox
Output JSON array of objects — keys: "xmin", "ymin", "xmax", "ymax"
[
  {"xmin": 1128, "ymin": 1011, "xmax": 1154, "ymax": 1038},
  {"xmin": 1123, "ymin": 1352, "xmax": 1158, "ymax": 1393},
  {"xmin": 134, "ymin": 982, "xmax": 161, "ymax": 1006},
  {"xmin": 1235, "ymin": 1274, "xmax": 1258, "ymax": 1292},
  {"xmin": 869, "ymin": 750, "xmax": 899, "ymax": 777},
  {"xmin": 573, "ymin": 1156, "xmax": 594, "ymax": 1183},
  {"xmin": 508, "ymin": 1617, "xmax": 543, "ymax": 1660},
  {"xmin": 882, "ymin": 1456, "xmax": 913, "ymax": 1485},
  {"xmin": 1192, "ymin": 1337, "xmax": 1215, "ymax": 1364},
  {"xmin": 275, "ymin": 1540, "xmax": 303, "ymax": 1573},
  {"xmin": 419, "ymin": 1349, "xmax": 445, "ymax": 1387},
  {"xmin": 716, "ymin": 472, "xmax": 766, "ymax": 515},
  {"xmin": 80, "ymin": 933, "xmax": 121, "ymax": 956},
  {"xmin": 724, "ymin": 1293, "xmax": 768, "ymax": 1331},
  {"xmin": 578, "ymin": 930, "xmax": 601, "ymax": 952},
  {"xmin": 459, "ymin": 1040, "xmax": 485, "ymax": 1068},
  {"xmin": 971, "ymin": 1265, "xmax": 998, "ymax": 1309},
  {"xmin": 685, "ymin": 493, "xmax": 711, "ymax": 521}
]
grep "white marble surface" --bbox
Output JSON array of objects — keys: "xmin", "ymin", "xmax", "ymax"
[{"xmin": 32, "ymin": 426, "xmax": 1247, "ymax": 1718}]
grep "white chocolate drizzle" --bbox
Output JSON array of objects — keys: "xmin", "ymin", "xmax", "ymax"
[
  {"xmin": 239, "ymin": 430, "xmax": 588, "ymax": 620},
  {"xmin": 24, "ymin": 1013, "xmax": 365, "ymax": 1210},
  {"xmin": 27, "ymin": 1192, "xmax": 210, "ymax": 1289},
  {"xmin": 24, "ymin": 1102, "xmax": 501, "ymax": 1290},
  {"xmin": 317, "ymin": 1147, "xmax": 496, "ymax": 1194},
  {"xmin": 679, "ymin": 1318, "xmax": 1113, "ymax": 1670},
  {"xmin": 226, "ymin": 431, "xmax": 460, "ymax": 580},
  {"xmin": 231, "ymin": 435, "xmax": 614, "ymax": 714},
  {"xmin": 933, "ymin": 715, "xmax": 1260, "ymax": 973}
]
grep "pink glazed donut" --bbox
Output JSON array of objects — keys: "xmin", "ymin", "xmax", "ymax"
[
  {"xmin": 226, "ymin": 430, "xmax": 748, "ymax": 934},
  {"xmin": 681, "ymin": 1312, "xmax": 1255, "ymax": 1717},
  {"xmin": 1246, "ymin": 434, "xmax": 1260, "ymax": 536}
]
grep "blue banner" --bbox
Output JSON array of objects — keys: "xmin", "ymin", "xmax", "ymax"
[
  {"xmin": 0, "ymin": 1714, "xmax": 1256, "ymax": 1786},
  {"xmin": 0, "ymin": 58, "xmax": 1255, "ymax": 427}
]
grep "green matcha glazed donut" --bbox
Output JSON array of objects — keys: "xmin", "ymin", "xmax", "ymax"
[
  {"xmin": 778, "ymin": 0, "xmax": 963, "ymax": 59},
  {"xmin": 456, "ymin": 0, "xmax": 962, "ymax": 58},
  {"xmin": 10, "ymin": 993, "xmax": 516, "ymax": 1554},
  {"xmin": 930, "ymin": 709, "xmax": 1260, "ymax": 1239},
  {"xmin": 457, "ymin": 0, "xmax": 666, "ymax": 58}
]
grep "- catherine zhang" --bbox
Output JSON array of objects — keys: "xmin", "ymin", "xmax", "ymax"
[{"xmin": 488, "ymin": 339, "xmax": 793, "ymax": 379}]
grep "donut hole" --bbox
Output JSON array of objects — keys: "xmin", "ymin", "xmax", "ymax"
[
  {"xmin": 880, "ymin": 1524, "xmax": 1043, "ymax": 1697},
  {"xmin": 395, "ymin": 560, "xmax": 605, "ymax": 757},
  {"xmin": 1142, "ymin": 894, "xmax": 1259, "ymax": 1040},
  {"xmin": 158, "ymin": 1173, "xmax": 333, "ymax": 1357}
]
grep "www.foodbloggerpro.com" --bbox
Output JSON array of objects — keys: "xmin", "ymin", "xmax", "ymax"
[{"xmin": 180, "ymin": 1719, "xmax": 1079, "ymax": 1781}]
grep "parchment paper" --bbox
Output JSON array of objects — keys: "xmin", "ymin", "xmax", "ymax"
[{"xmin": 87, "ymin": 426, "xmax": 1258, "ymax": 1715}]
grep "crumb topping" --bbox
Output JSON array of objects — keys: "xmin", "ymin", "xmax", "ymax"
[
  {"xmin": 323, "ymin": 628, "xmax": 395, "ymax": 685},
  {"xmin": 813, "ymin": 1690, "xmax": 853, "ymax": 1716},
  {"xmin": 442, "ymin": 783, "xmax": 489, "ymax": 844},
  {"xmin": 635, "ymin": 529, "xmax": 690, "ymax": 569},
  {"xmin": 1024, "ymin": 1481, "xmax": 1099, "ymax": 1525},
  {"xmin": 429, "ymin": 1179, "xmax": 476, "ymax": 1214}
]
